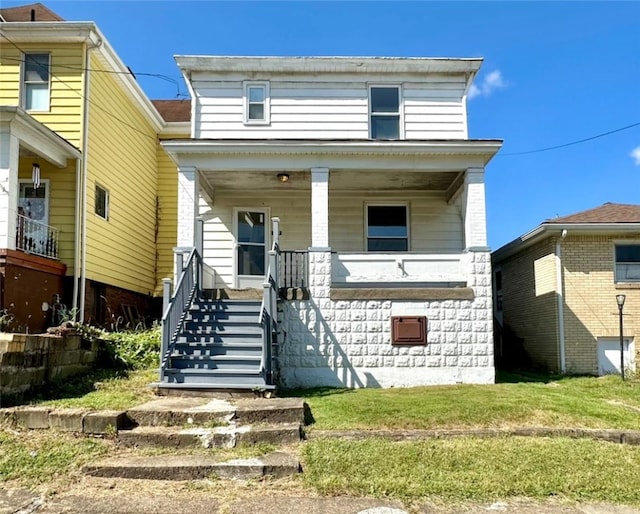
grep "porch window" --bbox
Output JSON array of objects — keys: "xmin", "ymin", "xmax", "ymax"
[
  {"xmin": 95, "ymin": 184, "xmax": 109, "ymax": 220},
  {"xmin": 22, "ymin": 53, "xmax": 50, "ymax": 111},
  {"xmin": 369, "ymin": 86, "xmax": 400, "ymax": 139},
  {"xmin": 615, "ymin": 244, "xmax": 640, "ymax": 282},
  {"xmin": 367, "ymin": 205, "xmax": 408, "ymax": 252},
  {"xmin": 243, "ymin": 81, "xmax": 270, "ymax": 124}
]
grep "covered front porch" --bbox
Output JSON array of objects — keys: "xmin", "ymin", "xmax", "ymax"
[
  {"xmin": 0, "ymin": 106, "xmax": 80, "ymax": 331},
  {"xmin": 163, "ymin": 139, "xmax": 500, "ymax": 292}
]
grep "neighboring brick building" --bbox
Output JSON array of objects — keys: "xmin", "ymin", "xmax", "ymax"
[{"xmin": 492, "ymin": 203, "xmax": 640, "ymax": 375}]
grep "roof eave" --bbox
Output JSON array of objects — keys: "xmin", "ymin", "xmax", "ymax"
[{"xmin": 493, "ymin": 222, "xmax": 640, "ymax": 262}]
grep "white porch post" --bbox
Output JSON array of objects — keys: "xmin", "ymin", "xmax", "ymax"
[
  {"xmin": 0, "ymin": 129, "xmax": 19, "ymax": 251},
  {"xmin": 463, "ymin": 167, "xmax": 487, "ymax": 249},
  {"xmin": 177, "ymin": 166, "xmax": 199, "ymax": 248},
  {"xmin": 310, "ymin": 167, "xmax": 329, "ymax": 249}
]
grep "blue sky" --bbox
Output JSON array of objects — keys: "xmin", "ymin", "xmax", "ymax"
[{"xmin": 4, "ymin": 1, "xmax": 639, "ymax": 249}]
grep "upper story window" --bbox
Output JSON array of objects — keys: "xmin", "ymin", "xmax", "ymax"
[
  {"xmin": 95, "ymin": 184, "xmax": 109, "ymax": 220},
  {"xmin": 366, "ymin": 205, "xmax": 409, "ymax": 251},
  {"xmin": 22, "ymin": 53, "xmax": 51, "ymax": 111},
  {"xmin": 369, "ymin": 86, "xmax": 401, "ymax": 139},
  {"xmin": 615, "ymin": 244, "xmax": 640, "ymax": 282},
  {"xmin": 243, "ymin": 81, "xmax": 270, "ymax": 124}
]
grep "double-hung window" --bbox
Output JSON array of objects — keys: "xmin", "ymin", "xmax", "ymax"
[
  {"xmin": 22, "ymin": 53, "xmax": 50, "ymax": 111},
  {"xmin": 615, "ymin": 244, "xmax": 640, "ymax": 282},
  {"xmin": 95, "ymin": 185, "xmax": 109, "ymax": 220},
  {"xmin": 366, "ymin": 205, "xmax": 409, "ymax": 251},
  {"xmin": 243, "ymin": 81, "xmax": 270, "ymax": 124},
  {"xmin": 369, "ymin": 86, "xmax": 401, "ymax": 139}
]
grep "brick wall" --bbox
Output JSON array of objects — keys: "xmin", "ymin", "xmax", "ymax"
[
  {"xmin": 562, "ymin": 235, "xmax": 640, "ymax": 375},
  {"xmin": 493, "ymin": 239, "xmax": 559, "ymax": 370}
]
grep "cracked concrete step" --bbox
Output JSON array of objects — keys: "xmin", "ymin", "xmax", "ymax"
[
  {"xmin": 127, "ymin": 397, "xmax": 305, "ymax": 427},
  {"xmin": 117, "ymin": 423, "xmax": 302, "ymax": 449},
  {"xmin": 82, "ymin": 451, "xmax": 300, "ymax": 480}
]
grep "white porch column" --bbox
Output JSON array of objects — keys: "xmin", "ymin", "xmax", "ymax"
[
  {"xmin": 177, "ymin": 165, "xmax": 199, "ymax": 247},
  {"xmin": 0, "ymin": 129, "xmax": 19, "ymax": 251},
  {"xmin": 463, "ymin": 167, "xmax": 487, "ymax": 249},
  {"xmin": 311, "ymin": 167, "xmax": 329, "ymax": 248}
]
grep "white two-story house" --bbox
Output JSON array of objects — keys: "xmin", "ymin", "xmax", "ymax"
[{"xmin": 158, "ymin": 56, "xmax": 502, "ymax": 391}]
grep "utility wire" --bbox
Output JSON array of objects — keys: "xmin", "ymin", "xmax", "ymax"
[
  {"xmin": 0, "ymin": 55, "xmax": 186, "ymax": 98},
  {"xmin": 498, "ymin": 121, "xmax": 640, "ymax": 157},
  {"xmin": 1, "ymin": 31, "xmax": 161, "ymax": 141}
]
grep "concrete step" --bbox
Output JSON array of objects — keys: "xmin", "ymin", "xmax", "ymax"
[
  {"xmin": 117, "ymin": 423, "xmax": 302, "ymax": 449},
  {"xmin": 127, "ymin": 397, "xmax": 305, "ymax": 427},
  {"xmin": 82, "ymin": 451, "xmax": 300, "ymax": 480}
]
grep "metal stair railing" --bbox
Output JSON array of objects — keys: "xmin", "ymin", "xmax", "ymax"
[
  {"xmin": 260, "ymin": 217, "xmax": 280, "ymax": 386},
  {"xmin": 160, "ymin": 219, "xmax": 205, "ymax": 382}
]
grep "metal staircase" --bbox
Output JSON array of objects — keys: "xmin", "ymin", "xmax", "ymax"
[{"xmin": 156, "ymin": 218, "xmax": 280, "ymax": 392}]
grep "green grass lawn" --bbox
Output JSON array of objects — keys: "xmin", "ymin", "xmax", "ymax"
[
  {"xmin": 301, "ymin": 436, "xmax": 640, "ymax": 504},
  {"xmin": 292, "ymin": 372, "xmax": 640, "ymax": 430}
]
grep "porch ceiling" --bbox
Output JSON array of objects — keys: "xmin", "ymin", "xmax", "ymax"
[{"xmin": 199, "ymin": 169, "xmax": 460, "ymax": 192}]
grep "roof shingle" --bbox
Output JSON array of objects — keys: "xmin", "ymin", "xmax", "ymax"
[
  {"xmin": 0, "ymin": 3, "xmax": 64, "ymax": 22},
  {"xmin": 546, "ymin": 203, "xmax": 640, "ymax": 224},
  {"xmin": 151, "ymin": 100, "xmax": 191, "ymax": 123}
]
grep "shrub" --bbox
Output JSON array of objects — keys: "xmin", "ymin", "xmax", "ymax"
[{"xmin": 102, "ymin": 327, "xmax": 160, "ymax": 370}]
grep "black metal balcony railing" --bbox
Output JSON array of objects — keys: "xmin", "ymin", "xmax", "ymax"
[{"xmin": 16, "ymin": 214, "xmax": 60, "ymax": 259}]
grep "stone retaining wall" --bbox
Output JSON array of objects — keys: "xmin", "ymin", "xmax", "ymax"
[{"xmin": 0, "ymin": 333, "xmax": 100, "ymax": 404}]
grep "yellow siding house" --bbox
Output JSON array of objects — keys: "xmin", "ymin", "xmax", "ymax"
[{"xmin": 0, "ymin": 3, "xmax": 186, "ymax": 332}]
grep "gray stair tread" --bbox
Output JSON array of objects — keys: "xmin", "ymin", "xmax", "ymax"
[
  {"xmin": 165, "ymin": 368, "xmax": 262, "ymax": 375},
  {"xmin": 151, "ymin": 382, "xmax": 276, "ymax": 391},
  {"xmin": 170, "ymin": 354, "xmax": 261, "ymax": 360}
]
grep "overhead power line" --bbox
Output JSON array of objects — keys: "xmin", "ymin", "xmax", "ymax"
[{"xmin": 499, "ymin": 121, "xmax": 640, "ymax": 157}]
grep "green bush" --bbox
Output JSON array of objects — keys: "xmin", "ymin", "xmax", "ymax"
[{"xmin": 102, "ymin": 327, "xmax": 160, "ymax": 370}]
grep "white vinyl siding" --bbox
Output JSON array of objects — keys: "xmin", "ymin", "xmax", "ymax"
[
  {"xmin": 200, "ymin": 189, "xmax": 463, "ymax": 287},
  {"xmin": 193, "ymin": 73, "xmax": 468, "ymax": 140}
]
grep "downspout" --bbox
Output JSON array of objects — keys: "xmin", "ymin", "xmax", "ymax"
[
  {"xmin": 77, "ymin": 40, "xmax": 97, "ymax": 322},
  {"xmin": 555, "ymin": 230, "xmax": 567, "ymax": 373}
]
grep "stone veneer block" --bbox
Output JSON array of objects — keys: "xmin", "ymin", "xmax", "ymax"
[
  {"xmin": 15, "ymin": 407, "xmax": 50, "ymax": 429},
  {"xmin": 330, "ymin": 288, "xmax": 475, "ymax": 301},
  {"xmin": 83, "ymin": 410, "xmax": 129, "ymax": 434},
  {"xmin": 49, "ymin": 409, "xmax": 86, "ymax": 432}
]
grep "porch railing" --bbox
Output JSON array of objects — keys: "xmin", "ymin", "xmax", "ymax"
[
  {"xmin": 16, "ymin": 214, "xmax": 60, "ymax": 259},
  {"xmin": 279, "ymin": 250, "xmax": 308, "ymax": 289},
  {"xmin": 260, "ymin": 217, "xmax": 280, "ymax": 386},
  {"xmin": 160, "ymin": 219, "xmax": 204, "ymax": 382}
]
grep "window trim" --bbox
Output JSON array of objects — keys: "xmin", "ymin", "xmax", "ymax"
[
  {"xmin": 21, "ymin": 52, "xmax": 51, "ymax": 112},
  {"xmin": 364, "ymin": 202, "xmax": 410, "ymax": 252},
  {"xmin": 368, "ymin": 84, "xmax": 403, "ymax": 140},
  {"xmin": 614, "ymin": 241, "xmax": 640, "ymax": 283},
  {"xmin": 243, "ymin": 81, "xmax": 270, "ymax": 125},
  {"xmin": 95, "ymin": 184, "xmax": 109, "ymax": 221}
]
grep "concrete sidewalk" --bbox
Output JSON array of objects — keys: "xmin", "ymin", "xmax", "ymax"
[{"xmin": 2, "ymin": 486, "xmax": 639, "ymax": 514}]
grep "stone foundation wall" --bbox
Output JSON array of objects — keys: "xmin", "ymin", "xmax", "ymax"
[
  {"xmin": 0, "ymin": 333, "xmax": 99, "ymax": 404},
  {"xmin": 277, "ymin": 249, "xmax": 494, "ymax": 388}
]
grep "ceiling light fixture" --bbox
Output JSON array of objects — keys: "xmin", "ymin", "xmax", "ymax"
[{"xmin": 277, "ymin": 173, "xmax": 290, "ymax": 183}]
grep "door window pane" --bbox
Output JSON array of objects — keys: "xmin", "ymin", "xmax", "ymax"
[
  {"xmin": 237, "ymin": 244, "xmax": 265, "ymax": 276},
  {"xmin": 237, "ymin": 211, "xmax": 265, "ymax": 243}
]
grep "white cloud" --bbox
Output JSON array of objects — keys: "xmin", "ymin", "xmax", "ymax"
[
  {"xmin": 631, "ymin": 146, "xmax": 640, "ymax": 165},
  {"xmin": 468, "ymin": 70, "xmax": 507, "ymax": 100}
]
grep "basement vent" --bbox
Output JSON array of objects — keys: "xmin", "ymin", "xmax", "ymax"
[{"xmin": 391, "ymin": 316, "xmax": 427, "ymax": 345}]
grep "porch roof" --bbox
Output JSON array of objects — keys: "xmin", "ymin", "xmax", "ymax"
[
  {"xmin": 0, "ymin": 106, "xmax": 81, "ymax": 167},
  {"xmin": 162, "ymin": 138, "xmax": 503, "ymax": 173}
]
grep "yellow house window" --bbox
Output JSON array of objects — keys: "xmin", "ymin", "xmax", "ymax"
[
  {"xmin": 22, "ymin": 53, "xmax": 51, "ymax": 111},
  {"xmin": 95, "ymin": 184, "xmax": 109, "ymax": 220}
]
